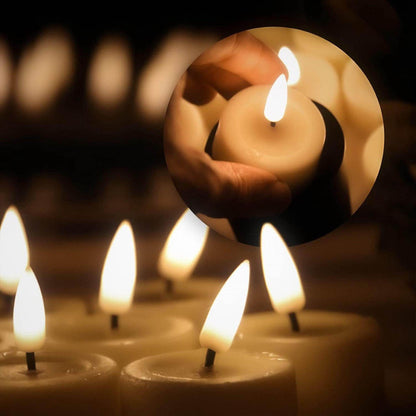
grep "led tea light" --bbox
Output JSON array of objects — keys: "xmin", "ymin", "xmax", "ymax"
[
  {"xmin": 120, "ymin": 260, "xmax": 298, "ymax": 416},
  {"xmin": 1, "ymin": 268, "xmax": 120, "ymax": 415},
  {"xmin": 133, "ymin": 209, "xmax": 222, "ymax": 326},
  {"xmin": 47, "ymin": 220, "xmax": 197, "ymax": 367},
  {"xmin": 235, "ymin": 223, "xmax": 384, "ymax": 416},
  {"xmin": 212, "ymin": 70, "xmax": 326, "ymax": 194}
]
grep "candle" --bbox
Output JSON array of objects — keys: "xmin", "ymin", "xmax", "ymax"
[
  {"xmin": 120, "ymin": 260, "xmax": 298, "ymax": 416},
  {"xmin": 0, "ymin": 205, "xmax": 29, "ymax": 296},
  {"xmin": 46, "ymin": 220, "xmax": 198, "ymax": 366},
  {"xmin": 234, "ymin": 223, "xmax": 384, "ymax": 416},
  {"xmin": 212, "ymin": 73, "xmax": 326, "ymax": 194},
  {"xmin": 46, "ymin": 313, "xmax": 198, "ymax": 368},
  {"xmin": 133, "ymin": 209, "xmax": 222, "ymax": 326},
  {"xmin": 0, "ymin": 268, "xmax": 120, "ymax": 416}
]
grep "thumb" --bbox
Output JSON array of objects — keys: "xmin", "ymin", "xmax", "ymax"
[{"xmin": 201, "ymin": 159, "xmax": 292, "ymax": 218}]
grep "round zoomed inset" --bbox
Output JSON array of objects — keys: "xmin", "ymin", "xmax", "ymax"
[{"xmin": 163, "ymin": 26, "xmax": 384, "ymax": 246}]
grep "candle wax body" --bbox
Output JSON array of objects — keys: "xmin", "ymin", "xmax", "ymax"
[
  {"xmin": 235, "ymin": 310, "xmax": 384, "ymax": 416},
  {"xmin": 213, "ymin": 86, "xmax": 325, "ymax": 193},
  {"xmin": 46, "ymin": 313, "xmax": 198, "ymax": 367},
  {"xmin": 0, "ymin": 329, "xmax": 14, "ymax": 351},
  {"xmin": 120, "ymin": 348, "xmax": 297, "ymax": 416},
  {"xmin": 0, "ymin": 350, "xmax": 119, "ymax": 416},
  {"xmin": 133, "ymin": 277, "xmax": 223, "ymax": 326}
]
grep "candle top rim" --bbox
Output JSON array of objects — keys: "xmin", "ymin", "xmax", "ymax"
[
  {"xmin": 238, "ymin": 310, "xmax": 379, "ymax": 341},
  {"xmin": 122, "ymin": 348, "xmax": 293, "ymax": 384},
  {"xmin": 0, "ymin": 350, "xmax": 117, "ymax": 384},
  {"xmin": 47, "ymin": 314, "xmax": 195, "ymax": 344}
]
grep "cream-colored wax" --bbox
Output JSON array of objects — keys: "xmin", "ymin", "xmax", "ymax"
[
  {"xmin": 0, "ymin": 350, "xmax": 119, "ymax": 415},
  {"xmin": 235, "ymin": 310, "xmax": 384, "ymax": 416},
  {"xmin": 213, "ymin": 87, "xmax": 325, "ymax": 193},
  {"xmin": 132, "ymin": 277, "xmax": 223, "ymax": 326},
  {"xmin": 294, "ymin": 52, "xmax": 344, "ymax": 124},
  {"xmin": 120, "ymin": 348, "xmax": 297, "ymax": 416},
  {"xmin": 46, "ymin": 313, "xmax": 198, "ymax": 367},
  {"xmin": 342, "ymin": 58, "xmax": 383, "ymax": 137},
  {"xmin": 0, "ymin": 329, "xmax": 14, "ymax": 351}
]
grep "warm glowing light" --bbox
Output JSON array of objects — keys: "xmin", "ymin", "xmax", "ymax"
[
  {"xmin": 88, "ymin": 35, "xmax": 133, "ymax": 108},
  {"xmin": 278, "ymin": 46, "xmax": 300, "ymax": 86},
  {"xmin": 157, "ymin": 209, "xmax": 209, "ymax": 282},
  {"xmin": 264, "ymin": 74, "xmax": 287, "ymax": 123},
  {"xmin": 0, "ymin": 206, "xmax": 30, "ymax": 295},
  {"xmin": 200, "ymin": 260, "xmax": 250, "ymax": 353},
  {"xmin": 0, "ymin": 38, "xmax": 13, "ymax": 108},
  {"xmin": 14, "ymin": 27, "xmax": 74, "ymax": 113},
  {"xmin": 99, "ymin": 220, "xmax": 137, "ymax": 315},
  {"xmin": 135, "ymin": 29, "xmax": 217, "ymax": 122},
  {"xmin": 13, "ymin": 268, "xmax": 45, "ymax": 352},
  {"xmin": 261, "ymin": 223, "xmax": 305, "ymax": 313}
]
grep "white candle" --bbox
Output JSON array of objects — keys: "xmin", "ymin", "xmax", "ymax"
[
  {"xmin": 121, "ymin": 349, "xmax": 297, "ymax": 416},
  {"xmin": 234, "ymin": 223, "xmax": 384, "ymax": 415},
  {"xmin": 0, "ymin": 350, "xmax": 120, "ymax": 416},
  {"xmin": 1, "ymin": 268, "xmax": 120, "ymax": 415},
  {"xmin": 212, "ymin": 73, "xmax": 326, "ymax": 194},
  {"xmin": 120, "ymin": 260, "xmax": 298, "ymax": 415},
  {"xmin": 235, "ymin": 310, "xmax": 383, "ymax": 416},
  {"xmin": 46, "ymin": 313, "xmax": 198, "ymax": 367}
]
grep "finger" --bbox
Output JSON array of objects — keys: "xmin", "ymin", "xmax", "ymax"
[
  {"xmin": 166, "ymin": 145, "xmax": 291, "ymax": 219},
  {"xmin": 186, "ymin": 31, "xmax": 288, "ymax": 103},
  {"xmin": 208, "ymin": 159, "xmax": 292, "ymax": 218}
]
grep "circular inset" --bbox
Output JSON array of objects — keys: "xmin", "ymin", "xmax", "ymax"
[{"xmin": 163, "ymin": 27, "xmax": 384, "ymax": 246}]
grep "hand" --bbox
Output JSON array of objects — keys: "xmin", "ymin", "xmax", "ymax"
[{"xmin": 164, "ymin": 31, "xmax": 291, "ymax": 218}]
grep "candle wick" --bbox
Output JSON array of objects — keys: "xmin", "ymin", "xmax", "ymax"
[
  {"xmin": 110, "ymin": 314, "xmax": 119, "ymax": 330},
  {"xmin": 204, "ymin": 348, "xmax": 216, "ymax": 368},
  {"xmin": 165, "ymin": 279, "xmax": 174, "ymax": 295},
  {"xmin": 288, "ymin": 312, "xmax": 300, "ymax": 332},
  {"xmin": 26, "ymin": 351, "xmax": 36, "ymax": 372},
  {"xmin": 270, "ymin": 121, "xmax": 276, "ymax": 128}
]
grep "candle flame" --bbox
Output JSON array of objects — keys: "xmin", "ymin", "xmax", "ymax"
[
  {"xmin": 0, "ymin": 206, "xmax": 30, "ymax": 295},
  {"xmin": 261, "ymin": 223, "xmax": 305, "ymax": 313},
  {"xmin": 157, "ymin": 209, "xmax": 209, "ymax": 282},
  {"xmin": 99, "ymin": 220, "xmax": 137, "ymax": 315},
  {"xmin": 13, "ymin": 268, "xmax": 45, "ymax": 352},
  {"xmin": 278, "ymin": 46, "xmax": 300, "ymax": 86},
  {"xmin": 264, "ymin": 74, "xmax": 288, "ymax": 123},
  {"xmin": 200, "ymin": 260, "xmax": 250, "ymax": 353}
]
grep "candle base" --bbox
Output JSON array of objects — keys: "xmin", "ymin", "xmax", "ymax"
[{"xmin": 206, "ymin": 101, "xmax": 346, "ymax": 246}]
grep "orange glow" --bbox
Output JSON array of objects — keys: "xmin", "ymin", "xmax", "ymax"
[{"xmin": 88, "ymin": 35, "xmax": 133, "ymax": 108}]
